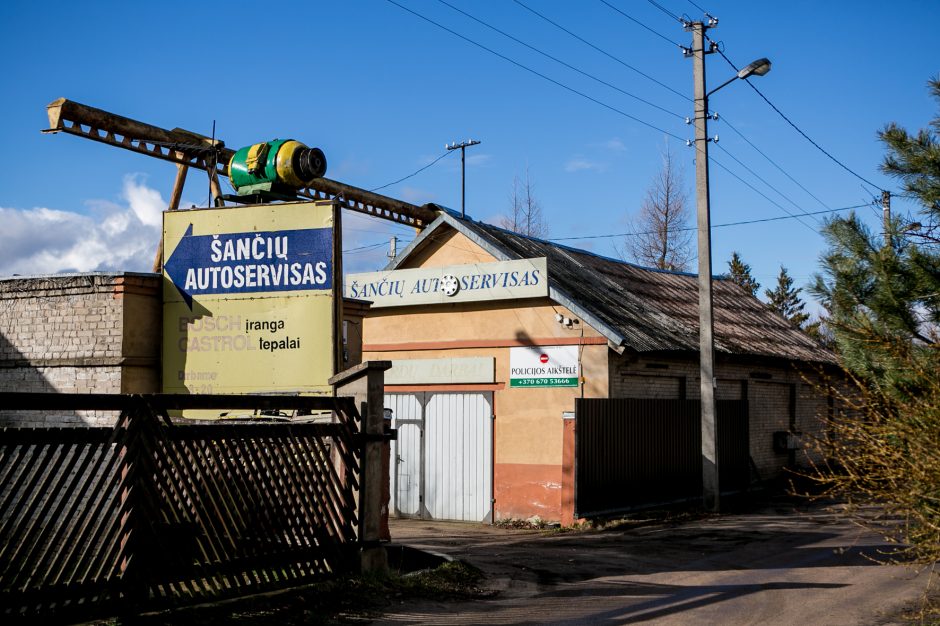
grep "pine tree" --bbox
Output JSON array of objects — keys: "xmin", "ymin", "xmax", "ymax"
[
  {"xmin": 726, "ymin": 251, "xmax": 760, "ymax": 296},
  {"xmin": 764, "ymin": 266, "xmax": 809, "ymax": 328},
  {"xmin": 807, "ymin": 77, "xmax": 940, "ymax": 564},
  {"xmin": 811, "ymin": 77, "xmax": 940, "ymax": 388}
]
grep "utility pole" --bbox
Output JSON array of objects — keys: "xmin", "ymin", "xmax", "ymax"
[
  {"xmin": 689, "ymin": 19, "xmax": 720, "ymax": 513},
  {"xmin": 684, "ymin": 15, "xmax": 770, "ymax": 513},
  {"xmin": 882, "ymin": 190, "xmax": 892, "ymax": 247},
  {"xmin": 388, "ymin": 236, "xmax": 398, "ymax": 262},
  {"xmin": 446, "ymin": 139, "xmax": 481, "ymax": 218}
]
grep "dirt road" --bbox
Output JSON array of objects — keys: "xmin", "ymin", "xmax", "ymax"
[{"xmin": 377, "ymin": 499, "xmax": 935, "ymax": 624}]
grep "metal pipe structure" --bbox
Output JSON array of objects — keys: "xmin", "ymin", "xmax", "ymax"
[{"xmin": 43, "ymin": 98, "xmax": 439, "ymax": 229}]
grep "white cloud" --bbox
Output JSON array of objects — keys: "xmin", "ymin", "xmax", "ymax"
[
  {"xmin": 465, "ymin": 153, "xmax": 492, "ymax": 167},
  {"xmin": 604, "ymin": 138, "xmax": 627, "ymax": 152},
  {"xmin": 123, "ymin": 175, "xmax": 165, "ymax": 227},
  {"xmin": 0, "ymin": 175, "xmax": 165, "ymax": 277},
  {"xmin": 564, "ymin": 157, "xmax": 607, "ymax": 173},
  {"xmin": 399, "ymin": 186, "xmax": 438, "ymax": 206}
]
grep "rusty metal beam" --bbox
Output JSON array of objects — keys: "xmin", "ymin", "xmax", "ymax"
[{"xmin": 43, "ymin": 98, "xmax": 439, "ymax": 228}]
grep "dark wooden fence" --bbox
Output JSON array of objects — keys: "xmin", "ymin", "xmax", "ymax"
[
  {"xmin": 575, "ymin": 398, "xmax": 750, "ymax": 517},
  {"xmin": 0, "ymin": 392, "xmax": 371, "ymax": 623}
]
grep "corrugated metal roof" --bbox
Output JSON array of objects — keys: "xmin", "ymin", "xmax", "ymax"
[{"xmin": 402, "ymin": 214, "xmax": 834, "ymax": 364}]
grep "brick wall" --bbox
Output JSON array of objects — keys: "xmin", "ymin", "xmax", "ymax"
[
  {"xmin": 608, "ymin": 352, "xmax": 831, "ymax": 479},
  {"xmin": 0, "ymin": 273, "xmax": 161, "ymax": 427}
]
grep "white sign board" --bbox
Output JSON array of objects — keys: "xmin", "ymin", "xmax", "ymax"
[
  {"xmin": 345, "ymin": 257, "xmax": 547, "ymax": 308},
  {"xmin": 509, "ymin": 345, "xmax": 579, "ymax": 388},
  {"xmin": 385, "ymin": 357, "xmax": 494, "ymax": 385}
]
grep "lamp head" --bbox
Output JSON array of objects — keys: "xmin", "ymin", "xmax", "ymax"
[{"xmin": 738, "ymin": 58, "xmax": 771, "ymax": 79}]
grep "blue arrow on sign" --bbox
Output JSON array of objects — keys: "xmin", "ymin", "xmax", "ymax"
[{"xmin": 165, "ymin": 223, "xmax": 333, "ymax": 308}]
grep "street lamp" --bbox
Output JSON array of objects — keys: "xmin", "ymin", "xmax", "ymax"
[
  {"xmin": 707, "ymin": 58, "xmax": 771, "ymax": 97},
  {"xmin": 688, "ymin": 20, "xmax": 770, "ymax": 512}
]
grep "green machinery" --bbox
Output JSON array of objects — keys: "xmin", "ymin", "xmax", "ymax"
[{"xmin": 227, "ymin": 139, "xmax": 326, "ymax": 201}]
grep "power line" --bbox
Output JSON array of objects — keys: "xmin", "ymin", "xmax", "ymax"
[
  {"xmin": 685, "ymin": 0, "xmax": 708, "ymax": 14},
  {"xmin": 385, "ymin": 0, "xmax": 843, "ymax": 234},
  {"xmin": 512, "ymin": 0, "xmax": 689, "ymax": 102},
  {"xmin": 384, "ymin": 0, "xmax": 685, "ymax": 141},
  {"xmin": 597, "ymin": 0, "xmax": 685, "ymax": 47},
  {"xmin": 548, "ymin": 203, "xmax": 868, "ymax": 242},
  {"xmin": 369, "ymin": 150, "xmax": 454, "ymax": 192},
  {"xmin": 439, "ymin": 0, "xmax": 684, "ymax": 120},
  {"xmin": 343, "ymin": 241, "xmax": 392, "ymax": 254},
  {"xmin": 719, "ymin": 116, "xmax": 834, "ymax": 211},
  {"xmin": 519, "ymin": 0, "xmax": 833, "ymax": 226},
  {"xmin": 643, "ymin": 0, "xmax": 685, "ymax": 24},
  {"xmin": 597, "ymin": 0, "xmax": 832, "ymax": 227},
  {"xmin": 712, "ymin": 142, "xmax": 820, "ymax": 228},
  {"xmin": 709, "ymin": 43, "xmax": 885, "ymax": 192},
  {"xmin": 708, "ymin": 152, "xmax": 818, "ymax": 233}
]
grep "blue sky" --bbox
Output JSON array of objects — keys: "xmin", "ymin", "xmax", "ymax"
[{"xmin": 1, "ymin": 1, "xmax": 937, "ymax": 310}]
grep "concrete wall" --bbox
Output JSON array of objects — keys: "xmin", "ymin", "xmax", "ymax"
[
  {"xmin": 0, "ymin": 273, "xmax": 162, "ymax": 427},
  {"xmin": 609, "ymin": 352, "xmax": 831, "ymax": 479}
]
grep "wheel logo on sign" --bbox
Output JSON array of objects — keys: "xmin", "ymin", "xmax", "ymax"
[{"xmin": 441, "ymin": 274, "xmax": 460, "ymax": 297}]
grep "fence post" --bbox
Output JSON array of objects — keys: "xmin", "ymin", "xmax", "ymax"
[
  {"xmin": 329, "ymin": 361, "xmax": 392, "ymax": 574},
  {"xmin": 116, "ymin": 398, "xmax": 154, "ymax": 615}
]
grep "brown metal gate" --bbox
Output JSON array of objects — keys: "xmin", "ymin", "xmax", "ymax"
[{"xmin": 574, "ymin": 398, "xmax": 749, "ymax": 517}]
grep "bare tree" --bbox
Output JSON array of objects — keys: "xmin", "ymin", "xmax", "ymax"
[
  {"xmin": 499, "ymin": 166, "xmax": 548, "ymax": 238},
  {"xmin": 624, "ymin": 145, "xmax": 692, "ymax": 271}
]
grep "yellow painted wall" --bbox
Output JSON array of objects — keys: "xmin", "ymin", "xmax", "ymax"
[
  {"xmin": 365, "ymin": 301, "xmax": 610, "ymax": 482},
  {"xmin": 400, "ymin": 229, "xmax": 497, "ymax": 268},
  {"xmin": 363, "ymin": 223, "xmax": 612, "ymax": 520}
]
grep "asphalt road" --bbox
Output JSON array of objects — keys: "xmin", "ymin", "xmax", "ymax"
[{"xmin": 377, "ymin": 499, "xmax": 936, "ymax": 625}]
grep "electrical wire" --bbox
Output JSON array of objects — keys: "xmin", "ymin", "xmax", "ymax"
[
  {"xmin": 548, "ymin": 203, "xmax": 868, "ymax": 242},
  {"xmin": 595, "ymin": 4, "xmax": 843, "ymax": 220},
  {"xmin": 519, "ymin": 0, "xmax": 839, "ymax": 227},
  {"xmin": 708, "ymin": 152, "xmax": 818, "ymax": 233},
  {"xmin": 592, "ymin": 5, "xmax": 878, "ymax": 217},
  {"xmin": 719, "ymin": 117, "xmax": 834, "ymax": 211},
  {"xmin": 512, "ymin": 0, "xmax": 689, "ymax": 102},
  {"xmin": 596, "ymin": 0, "xmax": 685, "ymax": 47},
  {"xmin": 343, "ymin": 240, "xmax": 397, "ymax": 254},
  {"xmin": 369, "ymin": 150, "xmax": 454, "ymax": 192},
  {"xmin": 384, "ymin": 0, "xmax": 686, "ymax": 141},
  {"xmin": 644, "ymin": 0, "xmax": 685, "ymax": 23},
  {"xmin": 709, "ymin": 43, "xmax": 885, "ymax": 192},
  {"xmin": 712, "ymin": 143, "xmax": 820, "ymax": 228},
  {"xmin": 385, "ymin": 0, "xmax": 845, "ymax": 234},
  {"xmin": 438, "ymin": 0, "xmax": 684, "ymax": 120},
  {"xmin": 685, "ymin": 0, "xmax": 708, "ymax": 14}
]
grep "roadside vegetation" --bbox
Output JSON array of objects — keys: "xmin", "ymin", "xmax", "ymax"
[{"xmin": 808, "ymin": 76, "xmax": 940, "ymax": 567}]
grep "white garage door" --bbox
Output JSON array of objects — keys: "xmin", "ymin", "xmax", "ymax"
[{"xmin": 386, "ymin": 391, "xmax": 493, "ymax": 523}]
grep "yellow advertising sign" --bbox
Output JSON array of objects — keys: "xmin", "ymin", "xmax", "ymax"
[{"xmin": 162, "ymin": 201, "xmax": 337, "ymax": 412}]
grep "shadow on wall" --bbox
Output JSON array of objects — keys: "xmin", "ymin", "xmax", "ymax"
[{"xmin": 0, "ymin": 328, "xmax": 82, "ymax": 427}]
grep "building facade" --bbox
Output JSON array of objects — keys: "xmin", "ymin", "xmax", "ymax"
[{"xmin": 351, "ymin": 212, "xmax": 835, "ymax": 524}]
